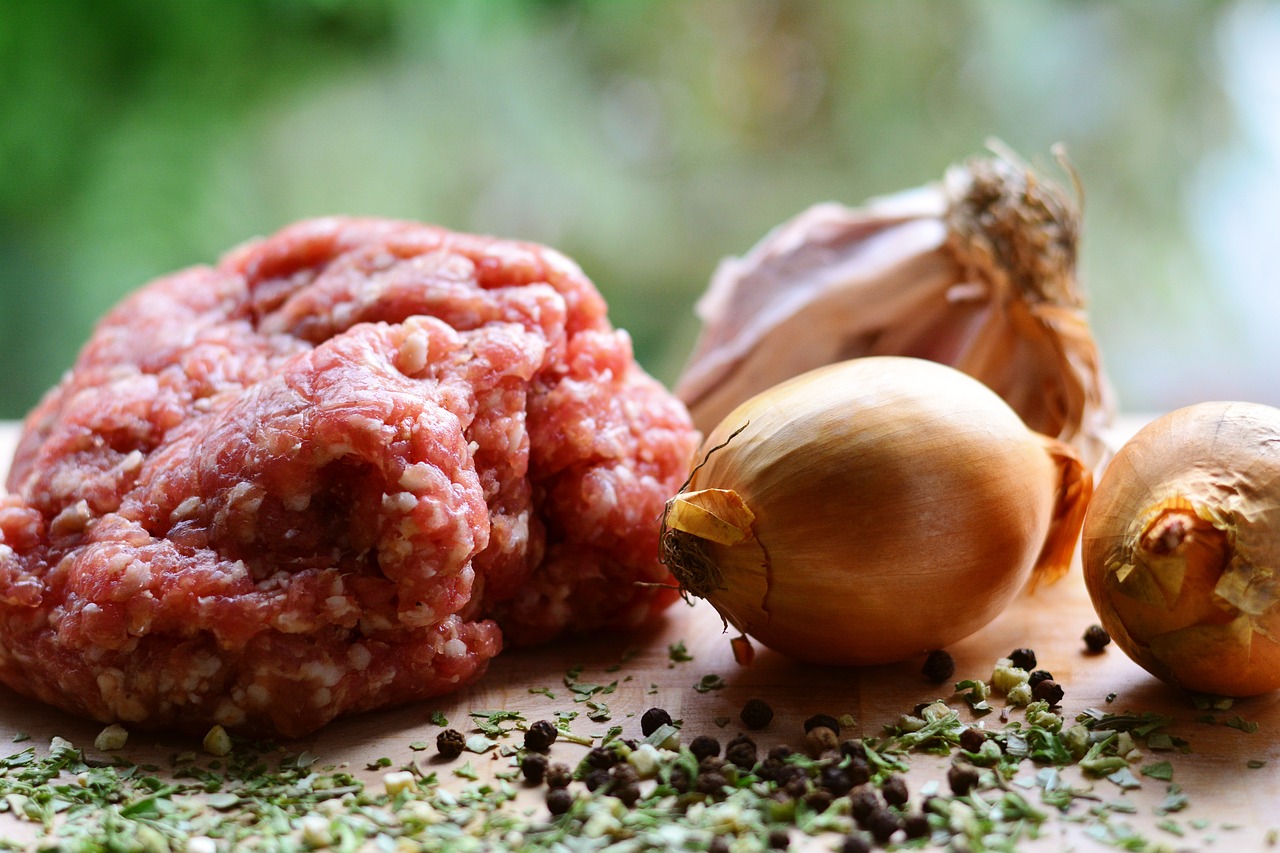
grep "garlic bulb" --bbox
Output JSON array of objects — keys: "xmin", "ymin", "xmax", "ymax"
[
  {"xmin": 662, "ymin": 356, "xmax": 1091, "ymax": 666},
  {"xmin": 1083, "ymin": 402, "xmax": 1280, "ymax": 697},
  {"xmin": 675, "ymin": 149, "xmax": 1114, "ymax": 469}
]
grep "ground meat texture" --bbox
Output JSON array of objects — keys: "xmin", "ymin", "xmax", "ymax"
[{"xmin": 0, "ymin": 218, "xmax": 698, "ymax": 737}]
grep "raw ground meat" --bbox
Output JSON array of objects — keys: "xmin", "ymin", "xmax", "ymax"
[{"xmin": 0, "ymin": 218, "xmax": 699, "ymax": 737}]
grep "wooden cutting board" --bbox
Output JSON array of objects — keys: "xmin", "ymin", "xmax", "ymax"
[{"xmin": 1, "ymin": 418, "xmax": 1277, "ymax": 850}]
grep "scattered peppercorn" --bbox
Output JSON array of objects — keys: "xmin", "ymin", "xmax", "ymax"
[
  {"xmin": 709, "ymin": 838, "xmax": 731, "ymax": 853},
  {"xmin": 804, "ymin": 727, "xmax": 839, "ymax": 758},
  {"xmin": 804, "ymin": 789, "xmax": 834, "ymax": 812},
  {"xmin": 958, "ymin": 726, "xmax": 986, "ymax": 754},
  {"xmin": 583, "ymin": 768, "xmax": 610, "ymax": 792},
  {"xmin": 725, "ymin": 735, "xmax": 758, "ymax": 769},
  {"xmin": 783, "ymin": 774, "xmax": 809, "ymax": 800},
  {"xmin": 948, "ymin": 762, "xmax": 981, "ymax": 795},
  {"xmin": 849, "ymin": 787, "xmax": 879, "ymax": 822},
  {"xmin": 1028, "ymin": 669, "xmax": 1054, "ymax": 690},
  {"xmin": 520, "ymin": 752, "xmax": 548, "ymax": 784},
  {"xmin": 740, "ymin": 698, "xmax": 775, "ymax": 730},
  {"xmin": 696, "ymin": 770, "xmax": 728, "ymax": 795},
  {"xmin": 585, "ymin": 746, "xmax": 618, "ymax": 769},
  {"xmin": 880, "ymin": 773, "xmax": 909, "ymax": 807},
  {"xmin": 698, "ymin": 755, "xmax": 726, "ymax": 774},
  {"xmin": 839, "ymin": 739, "xmax": 867, "ymax": 761},
  {"xmin": 545, "ymin": 762, "xmax": 573, "ymax": 789},
  {"xmin": 804, "ymin": 713, "xmax": 841, "ymax": 734},
  {"xmin": 1032, "ymin": 679, "xmax": 1065, "ymax": 706},
  {"xmin": 840, "ymin": 834, "xmax": 872, "ymax": 853},
  {"xmin": 922, "ymin": 649, "xmax": 956, "ymax": 683},
  {"xmin": 669, "ymin": 766, "xmax": 691, "ymax": 794},
  {"xmin": 436, "ymin": 729, "xmax": 466, "ymax": 760},
  {"xmin": 866, "ymin": 807, "xmax": 901, "ymax": 844},
  {"xmin": 1009, "ymin": 647, "xmax": 1037, "ymax": 670},
  {"xmin": 613, "ymin": 779, "xmax": 641, "ymax": 807},
  {"xmin": 545, "ymin": 786, "xmax": 573, "ymax": 816},
  {"xmin": 820, "ymin": 764, "xmax": 853, "ymax": 796},
  {"xmin": 523, "ymin": 719, "xmax": 558, "ymax": 753},
  {"xmin": 1084, "ymin": 624, "xmax": 1112, "ymax": 653},
  {"xmin": 903, "ymin": 812, "xmax": 930, "ymax": 840},
  {"xmin": 689, "ymin": 735, "xmax": 721, "ymax": 762},
  {"xmin": 845, "ymin": 756, "xmax": 872, "ymax": 787},
  {"xmin": 768, "ymin": 828, "xmax": 791, "ymax": 849},
  {"xmin": 768, "ymin": 744, "xmax": 793, "ymax": 761},
  {"xmin": 640, "ymin": 707, "xmax": 673, "ymax": 736}
]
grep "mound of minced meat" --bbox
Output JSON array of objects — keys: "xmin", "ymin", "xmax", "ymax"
[{"xmin": 0, "ymin": 218, "xmax": 699, "ymax": 737}]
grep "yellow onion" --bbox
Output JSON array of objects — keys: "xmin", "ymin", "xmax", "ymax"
[
  {"xmin": 1083, "ymin": 401, "xmax": 1280, "ymax": 697},
  {"xmin": 661, "ymin": 356, "xmax": 1091, "ymax": 665}
]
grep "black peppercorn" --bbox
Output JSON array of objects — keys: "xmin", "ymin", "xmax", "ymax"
[
  {"xmin": 849, "ymin": 786, "xmax": 879, "ymax": 822},
  {"xmin": 725, "ymin": 735, "xmax": 758, "ymax": 769},
  {"xmin": 740, "ymin": 698, "xmax": 774, "ymax": 730},
  {"xmin": 1032, "ymin": 678, "xmax": 1065, "ymax": 706},
  {"xmin": 545, "ymin": 762, "xmax": 573, "ymax": 789},
  {"xmin": 921, "ymin": 649, "xmax": 956, "ymax": 683},
  {"xmin": 880, "ymin": 773, "xmax": 909, "ymax": 807},
  {"xmin": 768, "ymin": 828, "xmax": 791, "ymax": 849},
  {"xmin": 804, "ymin": 713, "xmax": 841, "ymax": 734},
  {"xmin": 805, "ymin": 727, "xmax": 839, "ymax": 758},
  {"xmin": 520, "ymin": 752, "xmax": 548, "ymax": 784},
  {"xmin": 585, "ymin": 746, "xmax": 618, "ymax": 769},
  {"xmin": 804, "ymin": 789, "xmax": 834, "ymax": 812},
  {"xmin": 436, "ymin": 728, "xmax": 466, "ymax": 760},
  {"xmin": 839, "ymin": 739, "xmax": 867, "ymax": 761},
  {"xmin": 709, "ymin": 838, "xmax": 731, "ymax": 853},
  {"xmin": 689, "ymin": 735, "xmax": 721, "ymax": 762},
  {"xmin": 839, "ymin": 834, "xmax": 872, "ymax": 853},
  {"xmin": 698, "ymin": 755, "xmax": 725, "ymax": 774},
  {"xmin": 1084, "ymin": 624, "xmax": 1112, "ymax": 653},
  {"xmin": 768, "ymin": 744, "xmax": 793, "ymax": 761},
  {"xmin": 640, "ymin": 707, "xmax": 673, "ymax": 737},
  {"xmin": 613, "ymin": 780, "xmax": 641, "ymax": 807},
  {"xmin": 948, "ymin": 762, "xmax": 981, "ymax": 796},
  {"xmin": 903, "ymin": 812, "xmax": 930, "ymax": 839},
  {"xmin": 545, "ymin": 786, "xmax": 573, "ymax": 816},
  {"xmin": 783, "ymin": 774, "xmax": 809, "ymax": 800},
  {"xmin": 845, "ymin": 755, "xmax": 872, "ymax": 787},
  {"xmin": 820, "ymin": 764, "xmax": 854, "ymax": 796},
  {"xmin": 669, "ymin": 766, "xmax": 691, "ymax": 794},
  {"xmin": 1009, "ymin": 647, "xmax": 1037, "ymax": 671},
  {"xmin": 696, "ymin": 770, "xmax": 727, "ymax": 796},
  {"xmin": 524, "ymin": 719, "xmax": 558, "ymax": 753},
  {"xmin": 958, "ymin": 726, "xmax": 986, "ymax": 754},
  {"xmin": 583, "ymin": 768, "xmax": 610, "ymax": 792},
  {"xmin": 1028, "ymin": 669, "xmax": 1054, "ymax": 690},
  {"xmin": 866, "ymin": 807, "xmax": 901, "ymax": 844}
]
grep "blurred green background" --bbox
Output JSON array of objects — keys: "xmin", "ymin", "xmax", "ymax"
[{"xmin": 2, "ymin": 0, "xmax": 1277, "ymax": 420}]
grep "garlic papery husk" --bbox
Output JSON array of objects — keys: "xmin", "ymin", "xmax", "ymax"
[
  {"xmin": 675, "ymin": 148, "xmax": 1114, "ymax": 470},
  {"xmin": 661, "ymin": 356, "xmax": 1091, "ymax": 666},
  {"xmin": 1083, "ymin": 401, "xmax": 1280, "ymax": 697}
]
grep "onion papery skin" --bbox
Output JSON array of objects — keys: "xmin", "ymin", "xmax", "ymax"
[
  {"xmin": 1083, "ymin": 401, "xmax": 1280, "ymax": 697},
  {"xmin": 662, "ymin": 356, "xmax": 1090, "ymax": 666}
]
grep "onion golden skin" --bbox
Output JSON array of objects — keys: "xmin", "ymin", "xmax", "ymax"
[
  {"xmin": 664, "ymin": 356, "xmax": 1090, "ymax": 666},
  {"xmin": 1083, "ymin": 401, "xmax": 1280, "ymax": 697}
]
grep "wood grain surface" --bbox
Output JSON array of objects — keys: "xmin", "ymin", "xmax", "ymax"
[{"xmin": 1, "ymin": 418, "xmax": 1277, "ymax": 850}]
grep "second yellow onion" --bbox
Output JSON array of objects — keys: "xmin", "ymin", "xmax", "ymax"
[{"xmin": 661, "ymin": 356, "xmax": 1092, "ymax": 665}]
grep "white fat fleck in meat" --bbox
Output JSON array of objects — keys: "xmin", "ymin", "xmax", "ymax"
[
  {"xmin": 170, "ymin": 496, "xmax": 201, "ymax": 523},
  {"xmin": 111, "ymin": 560, "xmax": 152, "ymax": 601},
  {"xmin": 382, "ymin": 491, "xmax": 418, "ymax": 514},
  {"xmin": 282, "ymin": 492, "xmax": 311, "ymax": 512},
  {"xmin": 312, "ymin": 687, "xmax": 332, "ymax": 708},
  {"xmin": 398, "ymin": 462, "xmax": 443, "ymax": 493},
  {"xmin": 299, "ymin": 659, "xmax": 344, "ymax": 687},
  {"xmin": 214, "ymin": 700, "xmax": 247, "ymax": 727},
  {"xmin": 443, "ymin": 638, "xmax": 467, "ymax": 659},
  {"xmin": 50, "ymin": 500, "xmax": 92, "ymax": 536},
  {"xmin": 396, "ymin": 328, "xmax": 430, "ymax": 376},
  {"xmin": 347, "ymin": 644, "xmax": 372, "ymax": 671},
  {"xmin": 246, "ymin": 683, "xmax": 270, "ymax": 706},
  {"xmin": 117, "ymin": 449, "xmax": 144, "ymax": 474}
]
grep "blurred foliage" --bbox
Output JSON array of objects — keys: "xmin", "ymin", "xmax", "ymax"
[{"xmin": 0, "ymin": 0, "xmax": 1258, "ymax": 418}]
